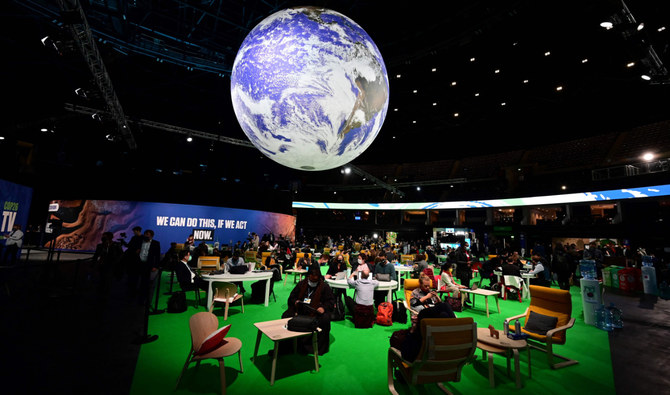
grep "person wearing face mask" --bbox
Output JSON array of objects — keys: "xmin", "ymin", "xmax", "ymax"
[
  {"xmin": 373, "ymin": 254, "xmax": 397, "ymax": 307},
  {"xmin": 347, "ymin": 265, "xmax": 379, "ymax": 328},
  {"xmin": 175, "ymin": 249, "xmax": 209, "ymax": 293},
  {"xmin": 325, "ymin": 254, "xmax": 347, "ymax": 279},
  {"xmin": 280, "ymin": 265, "xmax": 334, "ymax": 355},
  {"xmin": 351, "ymin": 252, "xmax": 373, "ymax": 273}
]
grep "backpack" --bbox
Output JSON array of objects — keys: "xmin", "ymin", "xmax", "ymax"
[
  {"xmin": 167, "ymin": 291, "xmax": 187, "ymax": 313},
  {"xmin": 392, "ymin": 298, "xmax": 408, "ymax": 324},
  {"xmin": 376, "ymin": 301, "xmax": 393, "ymax": 326},
  {"xmin": 446, "ymin": 296, "xmax": 462, "ymax": 312},
  {"xmin": 331, "ymin": 295, "xmax": 345, "ymax": 321}
]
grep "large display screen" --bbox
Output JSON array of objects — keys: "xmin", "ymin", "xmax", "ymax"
[
  {"xmin": 0, "ymin": 179, "xmax": 33, "ymax": 235},
  {"xmin": 293, "ymin": 183, "xmax": 670, "ymax": 210},
  {"xmin": 46, "ymin": 199, "xmax": 296, "ymax": 253}
]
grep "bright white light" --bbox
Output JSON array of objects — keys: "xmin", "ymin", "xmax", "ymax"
[
  {"xmin": 544, "ymin": 51, "xmax": 551, "ymax": 56},
  {"xmin": 416, "ymin": 186, "xmax": 421, "ymax": 191},
  {"xmin": 600, "ymin": 21, "xmax": 614, "ymax": 30},
  {"xmin": 637, "ymin": 23, "xmax": 644, "ymax": 31},
  {"xmin": 642, "ymin": 152, "xmax": 655, "ymax": 161},
  {"xmin": 373, "ymin": 233, "xmax": 378, "ymax": 239},
  {"xmin": 627, "ymin": 62, "xmax": 635, "ymax": 68},
  {"xmin": 581, "ymin": 58, "xmax": 589, "ymax": 63},
  {"xmin": 186, "ymin": 136, "xmax": 193, "ymax": 142},
  {"xmin": 556, "ymin": 86, "xmax": 563, "ymax": 91},
  {"xmin": 344, "ymin": 167, "xmax": 351, "ymax": 174},
  {"xmin": 0, "ymin": 136, "xmax": 5, "ymax": 140},
  {"xmin": 641, "ymin": 75, "xmax": 651, "ymax": 81}
]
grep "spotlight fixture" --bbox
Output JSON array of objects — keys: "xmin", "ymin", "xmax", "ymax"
[
  {"xmin": 642, "ymin": 152, "xmax": 655, "ymax": 161},
  {"xmin": 186, "ymin": 135, "xmax": 193, "ymax": 142},
  {"xmin": 74, "ymin": 88, "xmax": 87, "ymax": 98},
  {"xmin": 91, "ymin": 113, "xmax": 101, "ymax": 121},
  {"xmin": 344, "ymin": 167, "xmax": 351, "ymax": 174}
]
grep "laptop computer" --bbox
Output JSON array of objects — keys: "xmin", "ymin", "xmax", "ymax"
[{"xmin": 334, "ymin": 271, "xmax": 347, "ymax": 280}]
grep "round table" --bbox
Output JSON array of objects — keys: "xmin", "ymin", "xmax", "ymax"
[
  {"xmin": 325, "ymin": 278, "xmax": 398, "ymax": 303},
  {"xmin": 476, "ymin": 327, "xmax": 530, "ymax": 389}
]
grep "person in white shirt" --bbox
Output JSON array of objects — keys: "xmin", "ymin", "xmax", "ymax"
[
  {"xmin": 3, "ymin": 224, "xmax": 24, "ymax": 265},
  {"xmin": 175, "ymin": 250, "xmax": 208, "ymax": 292}
]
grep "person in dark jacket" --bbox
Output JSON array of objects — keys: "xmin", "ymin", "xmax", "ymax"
[{"xmin": 281, "ymin": 265, "xmax": 334, "ymax": 355}]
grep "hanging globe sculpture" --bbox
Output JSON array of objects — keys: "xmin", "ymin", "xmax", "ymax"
[{"xmin": 230, "ymin": 7, "xmax": 389, "ymax": 171}]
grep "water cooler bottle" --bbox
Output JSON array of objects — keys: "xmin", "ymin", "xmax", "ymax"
[
  {"xmin": 580, "ymin": 277, "xmax": 602, "ymax": 326},
  {"xmin": 641, "ymin": 256, "xmax": 658, "ymax": 295}
]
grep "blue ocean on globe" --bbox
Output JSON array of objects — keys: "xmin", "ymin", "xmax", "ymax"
[{"xmin": 231, "ymin": 7, "xmax": 389, "ymax": 171}]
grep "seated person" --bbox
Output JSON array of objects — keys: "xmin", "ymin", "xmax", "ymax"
[
  {"xmin": 350, "ymin": 252, "xmax": 373, "ymax": 273},
  {"xmin": 501, "ymin": 256, "xmax": 522, "ymax": 277},
  {"xmin": 280, "ymin": 265, "xmax": 334, "ymax": 355},
  {"xmin": 439, "ymin": 265, "xmax": 468, "ymax": 300},
  {"xmin": 325, "ymin": 254, "xmax": 348, "ymax": 279},
  {"xmin": 413, "ymin": 253, "xmax": 429, "ymax": 273},
  {"xmin": 373, "ymin": 255, "xmax": 397, "ymax": 306},
  {"xmin": 295, "ymin": 256, "xmax": 310, "ymax": 270},
  {"xmin": 317, "ymin": 252, "xmax": 331, "ymax": 267},
  {"xmin": 528, "ymin": 255, "xmax": 549, "ymax": 286},
  {"xmin": 409, "ymin": 273, "xmax": 441, "ymax": 313},
  {"xmin": 347, "ymin": 265, "xmax": 379, "ymax": 328},
  {"xmin": 225, "ymin": 250, "xmax": 248, "ymax": 292},
  {"xmin": 399, "ymin": 302, "xmax": 456, "ymax": 362},
  {"xmin": 175, "ymin": 250, "xmax": 208, "ymax": 292}
]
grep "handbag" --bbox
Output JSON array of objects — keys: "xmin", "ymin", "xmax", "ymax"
[
  {"xmin": 167, "ymin": 291, "xmax": 187, "ymax": 313},
  {"xmin": 376, "ymin": 273, "xmax": 391, "ymax": 281},
  {"xmin": 287, "ymin": 315, "xmax": 319, "ymax": 332},
  {"xmin": 446, "ymin": 296, "xmax": 463, "ymax": 312}
]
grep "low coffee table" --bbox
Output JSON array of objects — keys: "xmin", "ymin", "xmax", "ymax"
[
  {"xmin": 283, "ymin": 268, "xmax": 307, "ymax": 287},
  {"xmin": 460, "ymin": 288, "xmax": 500, "ymax": 317},
  {"xmin": 476, "ymin": 327, "xmax": 530, "ymax": 389},
  {"xmin": 252, "ymin": 317, "xmax": 320, "ymax": 385}
]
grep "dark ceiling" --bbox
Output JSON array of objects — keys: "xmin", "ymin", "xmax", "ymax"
[{"xmin": 2, "ymin": 0, "xmax": 670, "ymax": 212}]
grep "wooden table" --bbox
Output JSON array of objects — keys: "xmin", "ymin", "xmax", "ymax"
[
  {"xmin": 283, "ymin": 268, "xmax": 307, "ymax": 287},
  {"xmin": 325, "ymin": 278, "xmax": 398, "ymax": 303},
  {"xmin": 476, "ymin": 327, "xmax": 530, "ymax": 389},
  {"xmin": 494, "ymin": 271, "xmax": 534, "ymax": 299},
  {"xmin": 202, "ymin": 271, "xmax": 273, "ymax": 309},
  {"xmin": 252, "ymin": 317, "xmax": 320, "ymax": 385},
  {"xmin": 460, "ymin": 288, "xmax": 500, "ymax": 317}
]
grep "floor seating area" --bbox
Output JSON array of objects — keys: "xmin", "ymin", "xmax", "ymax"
[{"xmin": 3, "ymin": 253, "xmax": 669, "ymax": 394}]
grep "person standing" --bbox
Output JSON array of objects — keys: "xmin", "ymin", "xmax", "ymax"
[
  {"xmin": 2, "ymin": 224, "xmax": 24, "ymax": 265},
  {"xmin": 91, "ymin": 231, "xmax": 123, "ymax": 300},
  {"xmin": 122, "ymin": 226, "xmax": 143, "ymax": 296},
  {"xmin": 454, "ymin": 242, "xmax": 473, "ymax": 288},
  {"xmin": 138, "ymin": 229, "xmax": 161, "ymax": 306}
]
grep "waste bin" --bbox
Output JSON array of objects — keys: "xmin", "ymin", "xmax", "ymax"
[{"xmin": 580, "ymin": 278, "xmax": 602, "ymax": 326}]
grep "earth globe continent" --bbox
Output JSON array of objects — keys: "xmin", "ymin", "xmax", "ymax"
[{"xmin": 230, "ymin": 7, "xmax": 389, "ymax": 171}]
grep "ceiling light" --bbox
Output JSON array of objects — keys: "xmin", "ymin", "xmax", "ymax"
[
  {"xmin": 659, "ymin": 27, "xmax": 666, "ymax": 32},
  {"xmin": 494, "ymin": 69, "xmax": 500, "ymax": 74},
  {"xmin": 74, "ymin": 88, "xmax": 87, "ymax": 98},
  {"xmin": 556, "ymin": 86, "xmax": 563, "ymax": 91},
  {"xmin": 474, "ymin": 93, "xmax": 480, "ymax": 97},
  {"xmin": 333, "ymin": 191, "xmax": 337, "ymax": 194},
  {"xmin": 396, "ymin": 74, "xmax": 401, "ymax": 78},
  {"xmin": 453, "ymin": 113, "xmax": 459, "ymax": 117},
  {"xmin": 186, "ymin": 136, "xmax": 193, "ymax": 142},
  {"xmin": 432, "ymin": 102, "xmax": 437, "ymax": 106},
  {"xmin": 642, "ymin": 152, "xmax": 655, "ymax": 161},
  {"xmin": 392, "ymin": 136, "xmax": 396, "ymax": 139},
  {"xmin": 416, "ymin": 186, "xmax": 421, "ymax": 191},
  {"xmin": 581, "ymin": 58, "xmax": 589, "ymax": 63},
  {"xmin": 641, "ymin": 74, "xmax": 651, "ymax": 81},
  {"xmin": 451, "ymin": 81, "xmax": 457, "ymax": 86},
  {"xmin": 523, "ymin": 79, "xmax": 529, "ymax": 84},
  {"xmin": 626, "ymin": 62, "xmax": 635, "ymax": 68},
  {"xmin": 431, "ymin": 68, "xmax": 437, "ymax": 72},
  {"xmin": 412, "ymin": 120, "xmax": 416, "ymax": 124},
  {"xmin": 470, "ymin": 57, "xmax": 475, "ymax": 62},
  {"xmin": 413, "ymin": 89, "xmax": 418, "ymax": 93},
  {"xmin": 0, "ymin": 136, "xmax": 5, "ymax": 140},
  {"xmin": 500, "ymin": 102, "xmax": 506, "ymax": 106},
  {"xmin": 394, "ymin": 108, "xmax": 398, "ymax": 111},
  {"xmin": 561, "ymin": 185, "xmax": 567, "ymax": 190},
  {"xmin": 544, "ymin": 51, "xmax": 551, "ymax": 56},
  {"xmin": 637, "ymin": 23, "xmax": 644, "ymax": 31},
  {"xmin": 600, "ymin": 21, "xmax": 614, "ymax": 30}
]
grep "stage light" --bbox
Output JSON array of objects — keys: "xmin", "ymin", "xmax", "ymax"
[
  {"xmin": 0, "ymin": 136, "xmax": 5, "ymax": 140},
  {"xmin": 74, "ymin": 88, "xmax": 87, "ymax": 98},
  {"xmin": 642, "ymin": 152, "xmax": 655, "ymax": 161},
  {"xmin": 641, "ymin": 74, "xmax": 651, "ymax": 81},
  {"xmin": 344, "ymin": 167, "xmax": 351, "ymax": 174},
  {"xmin": 600, "ymin": 21, "xmax": 614, "ymax": 30},
  {"xmin": 186, "ymin": 135, "xmax": 193, "ymax": 142}
]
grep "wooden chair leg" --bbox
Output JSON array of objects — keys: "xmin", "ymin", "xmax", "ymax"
[
  {"xmin": 219, "ymin": 358, "xmax": 227, "ymax": 395},
  {"xmin": 224, "ymin": 301, "xmax": 230, "ymax": 321},
  {"xmin": 175, "ymin": 353, "xmax": 192, "ymax": 390}
]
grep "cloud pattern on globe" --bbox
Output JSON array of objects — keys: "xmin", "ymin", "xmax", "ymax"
[{"xmin": 231, "ymin": 7, "xmax": 389, "ymax": 171}]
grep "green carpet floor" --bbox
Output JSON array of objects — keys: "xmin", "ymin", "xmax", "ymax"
[{"xmin": 130, "ymin": 268, "xmax": 615, "ymax": 394}]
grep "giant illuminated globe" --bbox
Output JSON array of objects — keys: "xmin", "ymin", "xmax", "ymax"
[{"xmin": 230, "ymin": 7, "xmax": 389, "ymax": 171}]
